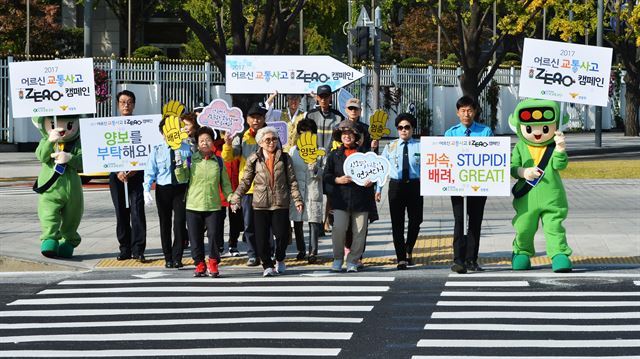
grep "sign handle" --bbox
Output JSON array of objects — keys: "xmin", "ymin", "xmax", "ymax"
[
  {"xmin": 463, "ymin": 195, "xmax": 468, "ymax": 237},
  {"xmin": 124, "ymin": 171, "xmax": 130, "ymax": 209}
]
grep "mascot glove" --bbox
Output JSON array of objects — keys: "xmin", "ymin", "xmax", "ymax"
[
  {"xmin": 518, "ymin": 167, "xmax": 542, "ymax": 181},
  {"xmin": 48, "ymin": 128, "xmax": 64, "ymax": 143},
  {"xmin": 144, "ymin": 191, "xmax": 154, "ymax": 207},
  {"xmin": 554, "ymin": 131, "xmax": 566, "ymax": 152},
  {"xmin": 50, "ymin": 151, "xmax": 71, "ymax": 164}
]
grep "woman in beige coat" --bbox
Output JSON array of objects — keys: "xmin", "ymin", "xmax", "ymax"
[{"xmin": 230, "ymin": 126, "xmax": 303, "ymax": 277}]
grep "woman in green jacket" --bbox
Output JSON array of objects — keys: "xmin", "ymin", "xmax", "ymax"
[{"xmin": 176, "ymin": 126, "xmax": 232, "ymax": 277}]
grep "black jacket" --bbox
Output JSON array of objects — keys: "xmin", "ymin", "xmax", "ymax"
[{"xmin": 323, "ymin": 146, "xmax": 375, "ymax": 212}]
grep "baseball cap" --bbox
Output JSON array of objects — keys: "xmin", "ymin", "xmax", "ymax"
[
  {"xmin": 247, "ymin": 102, "xmax": 268, "ymax": 117},
  {"xmin": 316, "ymin": 85, "xmax": 332, "ymax": 96},
  {"xmin": 345, "ymin": 98, "xmax": 361, "ymax": 109}
]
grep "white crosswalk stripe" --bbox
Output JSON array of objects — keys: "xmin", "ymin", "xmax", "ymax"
[
  {"xmin": 0, "ymin": 275, "xmax": 394, "ymax": 357},
  {"xmin": 0, "ymin": 186, "xmax": 108, "ymax": 196},
  {"xmin": 412, "ymin": 274, "xmax": 640, "ymax": 359}
]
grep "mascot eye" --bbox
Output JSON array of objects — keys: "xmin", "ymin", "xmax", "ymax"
[
  {"xmin": 67, "ymin": 122, "xmax": 74, "ymax": 131},
  {"xmin": 543, "ymin": 125, "xmax": 549, "ymax": 134},
  {"xmin": 50, "ymin": 121, "xmax": 56, "ymax": 130},
  {"xmin": 526, "ymin": 126, "xmax": 532, "ymax": 134}
]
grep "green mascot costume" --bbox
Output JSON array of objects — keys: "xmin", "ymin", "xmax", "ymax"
[
  {"xmin": 33, "ymin": 115, "xmax": 83, "ymax": 258},
  {"xmin": 509, "ymin": 99, "xmax": 572, "ymax": 273}
]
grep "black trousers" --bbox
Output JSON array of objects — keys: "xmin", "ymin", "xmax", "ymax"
[
  {"xmin": 254, "ymin": 209, "xmax": 289, "ymax": 270},
  {"xmin": 186, "ymin": 209, "xmax": 222, "ymax": 264},
  {"xmin": 155, "ymin": 184, "xmax": 187, "ymax": 263},
  {"xmin": 109, "ymin": 172, "xmax": 146, "ymax": 257},
  {"xmin": 451, "ymin": 195, "xmax": 487, "ymax": 265},
  {"xmin": 388, "ymin": 179, "xmax": 423, "ymax": 262}
]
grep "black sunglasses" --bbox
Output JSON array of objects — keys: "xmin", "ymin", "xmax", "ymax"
[
  {"xmin": 347, "ymin": 106, "xmax": 360, "ymax": 111},
  {"xmin": 397, "ymin": 125, "xmax": 412, "ymax": 131}
]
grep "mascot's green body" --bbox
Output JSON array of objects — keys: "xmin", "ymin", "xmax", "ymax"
[
  {"xmin": 509, "ymin": 99, "xmax": 572, "ymax": 272},
  {"xmin": 33, "ymin": 116, "xmax": 83, "ymax": 258}
]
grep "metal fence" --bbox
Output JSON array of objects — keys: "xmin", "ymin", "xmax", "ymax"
[{"xmin": 0, "ymin": 56, "xmax": 624, "ymax": 143}]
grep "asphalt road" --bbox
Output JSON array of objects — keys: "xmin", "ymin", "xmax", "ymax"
[{"xmin": 1, "ymin": 268, "xmax": 639, "ymax": 358}]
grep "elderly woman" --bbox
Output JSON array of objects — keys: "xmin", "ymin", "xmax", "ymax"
[
  {"xmin": 230, "ymin": 126, "xmax": 304, "ymax": 277},
  {"xmin": 323, "ymin": 120, "xmax": 376, "ymax": 273}
]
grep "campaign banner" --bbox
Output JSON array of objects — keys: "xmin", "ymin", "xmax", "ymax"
[
  {"xmin": 226, "ymin": 55, "xmax": 364, "ymax": 94},
  {"xmin": 342, "ymin": 151, "xmax": 391, "ymax": 187},
  {"xmin": 197, "ymin": 99, "xmax": 245, "ymax": 136},
  {"xmin": 9, "ymin": 58, "xmax": 96, "ymax": 118},
  {"xmin": 420, "ymin": 137, "xmax": 511, "ymax": 197},
  {"xmin": 266, "ymin": 121, "xmax": 289, "ymax": 147},
  {"xmin": 80, "ymin": 115, "xmax": 164, "ymax": 173},
  {"xmin": 519, "ymin": 38, "xmax": 613, "ymax": 107}
]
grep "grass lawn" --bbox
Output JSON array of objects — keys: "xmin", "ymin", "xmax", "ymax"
[{"xmin": 562, "ymin": 159, "xmax": 640, "ymax": 179}]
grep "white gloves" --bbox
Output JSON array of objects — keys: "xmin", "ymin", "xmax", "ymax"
[
  {"xmin": 50, "ymin": 151, "xmax": 71, "ymax": 164},
  {"xmin": 554, "ymin": 131, "xmax": 566, "ymax": 152},
  {"xmin": 174, "ymin": 151, "xmax": 183, "ymax": 166},
  {"xmin": 518, "ymin": 167, "xmax": 542, "ymax": 181},
  {"xmin": 48, "ymin": 128, "xmax": 63, "ymax": 143},
  {"xmin": 144, "ymin": 191, "xmax": 154, "ymax": 207}
]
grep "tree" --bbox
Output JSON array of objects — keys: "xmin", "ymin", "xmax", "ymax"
[
  {"xmin": 160, "ymin": 0, "xmax": 305, "ymax": 110},
  {"xmin": 411, "ymin": 0, "xmax": 546, "ymax": 103},
  {"xmin": 0, "ymin": 0, "xmax": 82, "ymax": 56},
  {"xmin": 549, "ymin": 0, "xmax": 639, "ymax": 136}
]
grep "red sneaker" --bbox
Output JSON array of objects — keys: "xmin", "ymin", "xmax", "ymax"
[
  {"xmin": 193, "ymin": 261, "xmax": 207, "ymax": 277},
  {"xmin": 208, "ymin": 258, "xmax": 219, "ymax": 278}
]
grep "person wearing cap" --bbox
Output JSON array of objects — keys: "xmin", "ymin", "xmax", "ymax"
[
  {"xmin": 265, "ymin": 91, "xmax": 306, "ymax": 153},
  {"xmin": 344, "ymin": 98, "xmax": 378, "ymax": 152},
  {"xmin": 444, "ymin": 95, "xmax": 493, "ymax": 274},
  {"xmin": 222, "ymin": 101, "xmax": 269, "ymax": 266},
  {"xmin": 305, "ymin": 84, "xmax": 344, "ymax": 152},
  {"xmin": 323, "ymin": 120, "xmax": 376, "ymax": 273},
  {"xmin": 375, "ymin": 113, "xmax": 423, "ymax": 270},
  {"xmin": 305, "ymin": 85, "xmax": 344, "ymax": 234}
]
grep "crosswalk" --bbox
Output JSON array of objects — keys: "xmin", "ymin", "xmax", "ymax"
[
  {"xmin": 0, "ymin": 185, "xmax": 107, "ymax": 196},
  {"xmin": 413, "ymin": 272, "xmax": 640, "ymax": 359},
  {"xmin": 0, "ymin": 275, "xmax": 395, "ymax": 357}
]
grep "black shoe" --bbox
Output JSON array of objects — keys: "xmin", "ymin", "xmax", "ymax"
[
  {"xmin": 117, "ymin": 253, "xmax": 131, "ymax": 261},
  {"xmin": 397, "ymin": 261, "xmax": 408, "ymax": 270},
  {"xmin": 296, "ymin": 251, "xmax": 306, "ymax": 260},
  {"xmin": 164, "ymin": 261, "xmax": 174, "ymax": 269},
  {"xmin": 308, "ymin": 255, "xmax": 318, "ymax": 264},
  {"xmin": 451, "ymin": 262, "xmax": 467, "ymax": 274},
  {"xmin": 133, "ymin": 254, "xmax": 146, "ymax": 263},
  {"xmin": 173, "ymin": 261, "xmax": 184, "ymax": 269},
  {"xmin": 465, "ymin": 260, "xmax": 484, "ymax": 272}
]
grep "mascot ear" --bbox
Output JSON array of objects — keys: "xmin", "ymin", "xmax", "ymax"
[{"xmin": 31, "ymin": 116, "xmax": 49, "ymax": 138}]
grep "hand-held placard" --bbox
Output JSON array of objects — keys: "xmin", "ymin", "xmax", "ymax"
[
  {"xmin": 368, "ymin": 110, "xmax": 391, "ymax": 140},
  {"xmin": 163, "ymin": 115, "xmax": 188, "ymax": 150}
]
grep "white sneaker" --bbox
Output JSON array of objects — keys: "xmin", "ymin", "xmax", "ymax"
[
  {"xmin": 331, "ymin": 260, "xmax": 343, "ymax": 272},
  {"xmin": 263, "ymin": 267, "xmax": 275, "ymax": 277},
  {"xmin": 346, "ymin": 263, "xmax": 358, "ymax": 273},
  {"xmin": 276, "ymin": 261, "xmax": 286, "ymax": 274}
]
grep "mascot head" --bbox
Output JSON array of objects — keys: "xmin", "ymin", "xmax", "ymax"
[
  {"xmin": 32, "ymin": 115, "xmax": 80, "ymax": 142},
  {"xmin": 509, "ymin": 99, "xmax": 568, "ymax": 147}
]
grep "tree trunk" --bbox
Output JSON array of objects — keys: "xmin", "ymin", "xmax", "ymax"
[{"xmin": 623, "ymin": 73, "xmax": 640, "ymax": 136}]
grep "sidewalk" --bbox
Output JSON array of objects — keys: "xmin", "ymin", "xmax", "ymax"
[{"xmin": 0, "ymin": 131, "xmax": 638, "ymax": 271}]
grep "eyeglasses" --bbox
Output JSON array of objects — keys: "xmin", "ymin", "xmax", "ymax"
[
  {"xmin": 397, "ymin": 125, "xmax": 412, "ymax": 131},
  {"xmin": 262, "ymin": 137, "xmax": 277, "ymax": 144},
  {"xmin": 347, "ymin": 106, "xmax": 360, "ymax": 111},
  {"xmin": 119, "ymin": 100, "xmax": 134, "ymax": 106}
]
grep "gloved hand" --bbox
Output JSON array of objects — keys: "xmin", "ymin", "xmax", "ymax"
[
  {"xmin": 230, "ymin": 202, "xmax": 241, "ymax": 213},
  {"xmin": 50, "ymin": 151, "xmax": 71, "ymax": 164},
  {"xmin": 144, "ymin": 191, "xmax": 154, "ymax": 207},
  {"xmin": 554, "ymin": 131, "xmax": 566, "ymax": 152},
  {"xmin": 368, "ymin": 110, "xmax": 391, "ymax": 140},
  {"xmin": 48, "ymin": 128, "xmax": 64, "ymax": 143},
  {"xmin": 296, "ymin": 131, "xmax": 326, "ymax": 164},
  {"xmin": 518, "ymin": 167, "xmax": 542, "ymax": 181},
  {"xmin": 163, "ymin": 115, "xmax": 189, "ymax": 150},
  {"xmin": 162, "ymin": 100, "xmax": 185, "ymax": 118}
]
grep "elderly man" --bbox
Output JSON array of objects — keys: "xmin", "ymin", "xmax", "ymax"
[
  {"xmin": 265, "ymin": 92, "xmax": 306, "ymax": 152},
  {"xmin": 304, "ymin": 85, "xmax": 344, "ymax": 151}
]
